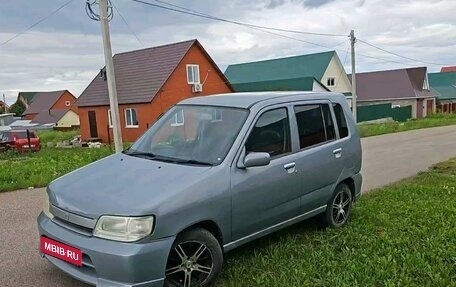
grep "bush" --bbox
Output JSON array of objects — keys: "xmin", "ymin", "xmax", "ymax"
[{"xmin": 9, "ymin": 101, "xmax": 26, "ymax": 116}]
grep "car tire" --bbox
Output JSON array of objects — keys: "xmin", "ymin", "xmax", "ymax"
[
  {"xmin": 164, "ymin": 228, "xmax": 223, "ymax": 287},
  {"xmin": 319, "ymin": 183, "xmax": 353, "ymax": 228}
]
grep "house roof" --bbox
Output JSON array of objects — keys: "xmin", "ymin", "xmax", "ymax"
[
  {"xmin": 353, "ymin": 67, "xmax": 437, "ymax": 101},
  {"xmin": 18, "ymin": 92, "xmax": 38, "ymax": 104},
  {"xmin": 431, "ymin": 86, "xmax": 456, "ymax": 100},
  {"xmin": 441, "ymin": 66, "xmax": 456, "ymax": 73},
  {"xmin": 22, "ymin": 90, "xmax": 68, "ymax": 115},
  {"xmin": 224, "ymin": 51, "xmax": 335, "ymax": 85},
  {"xmin": 76, "ymin": 39, "xmax": 230, "ymax": 107},
  {"xmin": 230, "ymin": 76, "xmax": 329, "ymax": 92},
  {"xmin": 30, "ymin": 109, "xmax": 70, "ymax": 125},
  {"xmin": 428, "ymin": 72, "xmax": 456, "ymax": 100},
  {"xmin": 429, "ymin": 71, "xmax": 456, "ymax": 86}
]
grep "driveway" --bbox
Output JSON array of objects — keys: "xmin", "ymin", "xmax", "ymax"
[{"xmin": 1, "ymin": 125, "xmax": 456, "ymax": 286}]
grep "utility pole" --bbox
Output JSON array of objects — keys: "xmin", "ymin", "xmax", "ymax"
[
  {"xmin": 99, "ymin": 0, "xmax": 123, "ymax": 152},
  {"xmin": 350, "ymin": 29, "xmax": 357, "ymax": 123},
  {"xmin": 2, "ymin": 94, "xmax": 7, "ymax": 113}
]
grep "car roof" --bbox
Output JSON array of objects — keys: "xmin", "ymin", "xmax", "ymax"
[
  {"xmin": 5, "ymin": 130, "xmax": 35, "ymax": 134},
  {"xmin": 179, "ymin": 91, "xmax": 347, "ymax": 109}
]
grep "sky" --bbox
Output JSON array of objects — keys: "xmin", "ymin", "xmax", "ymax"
[{"xmin": 0, "ymin": 0, "xmax": 455, "ymax": 105}]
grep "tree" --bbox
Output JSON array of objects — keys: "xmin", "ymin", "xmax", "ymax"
[
  {"xmin": 9, "ymin": 101, "xmax": 26, "ymax": 116},
  {"xmin": 0, "ymin": 106, "xmax": 4, "ymax": 114}
]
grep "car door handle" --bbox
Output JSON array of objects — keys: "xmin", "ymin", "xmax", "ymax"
[
  {"xmin": 284, "ymin": 162, "xmax": 296, "ymax": 169},
  {"xmin": 333, "ymin": 148, "xmax": 342, "ymax": 159},
  {"xmin": 284, "ymin": 162, "xmax": 297, "ymax": 174}
]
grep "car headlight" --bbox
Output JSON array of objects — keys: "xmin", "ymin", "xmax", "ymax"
[
  {"xmin": 43, "ymin": 192, "xmax": 54, "ymax": 219},
  {"xmin": 93, "ymin": 216, "xmax": 154, "ymax": 242}
]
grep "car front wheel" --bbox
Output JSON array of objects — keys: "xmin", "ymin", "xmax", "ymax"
[{"xmin": 165, "ymin": 228, "xmax": 223, "ymax": 287}]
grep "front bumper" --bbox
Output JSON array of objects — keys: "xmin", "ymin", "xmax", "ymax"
[{"xmin": 37, "ymin": 212, "xmax": 175, "ymax": 287}]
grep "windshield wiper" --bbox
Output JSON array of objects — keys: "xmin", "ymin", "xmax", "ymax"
[
  {"xmin": 123, "ymin": 150, "xmax": 156, "ymax": 159},
  {"xmin": 173, "ymin": 159, "xmax": 214, "ymax": 166},
  {"xmin": 123, "ymin": 150, "xmax": 213, "ymax": 166}
]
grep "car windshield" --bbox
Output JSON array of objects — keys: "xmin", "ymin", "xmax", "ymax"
[{"xmin": 127, "ymin": 105, "xmax": 249, "ymax": 165}]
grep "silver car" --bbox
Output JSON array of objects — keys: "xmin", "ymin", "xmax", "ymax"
[{"xmin": 38, "ymin": 92, "xmax": 362, "ymax": 287}]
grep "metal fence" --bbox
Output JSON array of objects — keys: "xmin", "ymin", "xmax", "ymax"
[{"xmin": 357, "ymin": 103, "xmax": 412, "ymax": 122}]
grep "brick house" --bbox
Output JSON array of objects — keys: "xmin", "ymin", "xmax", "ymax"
[
  {"xmin": 22, "ymin": 90, "xmax": 77, "ymax": 121},
  {"xmin": 0, "ymin": 100, "xmax": 9, "ymax": 113},
  {"xmin": 75, "ymin": 39, "xmax": 233, "ymax": 143}
]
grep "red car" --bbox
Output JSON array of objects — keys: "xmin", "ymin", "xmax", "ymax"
[{"xmin": 0, "ymin": 130, "xmax": 41, "ymax": 152}]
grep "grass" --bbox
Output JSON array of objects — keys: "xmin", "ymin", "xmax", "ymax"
[
  {"xmin": 37, "ymin": 129, "xmax": 80, "ymax": 145},
  {"xmin": 0, "ymin": 147, "xmax": 112, "ymax": 192},
  {"xmin": 216, "ymin": 158, "xmax": 456, "ymax": 287},
  {"xmin": 1, "ymin": 131, "xmax": 455, "ymax": 285},
  {"xmin": 358, "ymin": 113, "xmax": 456, "ymax": 137}
]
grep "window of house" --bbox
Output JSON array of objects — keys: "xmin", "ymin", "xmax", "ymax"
[
  {"xmin": 327, "ymin": 77, "xmax": 335, "ymax": 87},
  {"xmin": 294, "ymin": 104, "xmax": 336, "ymax": 149},
  {"xmin": 170, "ymin": 110, "xmax": 184, "ymax": 126},
  {"xmin": 212, "ymin": 109, "xmax": 222, "ymax": 121},
  {"xmin": 333, "ymin": 103, "xmax": 349, "ymax": 138},
  {"xmin": 65, "ymin": 101, "xmax": 71, "ymax": 107},
  {"xmin": 423, "ymin": 74, "xmax": 430, "ymax": 91},
  {"xmin": 245, "ymin": 108, "xmax": 291, "ymax": 157},
  {"xmin": 108, "ymin": 109, "xmax": 113, "ymax": 127},
  {"xmin": 125, "ymin": 108, "xmax": 138, "ymax": 128},
  {"xmin": 186, "ymin": 64, "xmax": 200, "ymax": 84}
]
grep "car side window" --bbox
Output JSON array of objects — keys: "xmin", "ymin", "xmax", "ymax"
[
  {"xmin": 333, "ymin": 103, "xmax": 349, "ymax": 138},
  {"xmin": 294, "ymin": 104, "xmax": 336, "ymax": 149},
  {"xmin": 245, "ymin": 108, "xmax": 291, "ymax": 157},
  {"xmin": 2, "ymin": 133, "xmax": 11, "ymax": 141}
]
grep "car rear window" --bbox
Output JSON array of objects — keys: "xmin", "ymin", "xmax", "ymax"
[
  {"xmin": 332, "ymin": 103, "xmax": 349, "ymax": 138},
  {"xmin": 14, "ymin": 131, "xmax": 37, "ymax": 139},
  {"xmin": 294, "ymin": 104, "xmax": 336, "ymax": 149}
]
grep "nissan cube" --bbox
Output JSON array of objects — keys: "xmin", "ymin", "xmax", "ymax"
[{"xmin": 38, "ymin": 92, "xmax": 362, "ymax": 287}]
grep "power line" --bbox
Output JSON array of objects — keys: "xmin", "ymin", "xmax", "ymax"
[
  {"xmin": 357, "ymin": 38, "xmax": 449, "ymax": 66},
  {"xmin": 333, "ymin": 39, "xmax": 349, "ymax": 47},
  {"xmin": 130, "ymin": 0, "xmax": 350, "ymax": 50},
  {"xmin": 111, "ymin": 1, "xmax": 144, "ymax": 46},
  {"xmin": 131, "ymin": 0, "xmax": 347, "ymax": 37},
  {"xmin": 0, "ymin": 0, "xmax": 74, "ymax": 47},
  {"xmin": 130, "ymin": 0, "xmax": 426, "ymax": 67}
]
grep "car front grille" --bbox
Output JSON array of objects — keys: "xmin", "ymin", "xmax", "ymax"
[
  {"xmin": 50, "ymin": 205, "xmax": 97, "ymax": 236},
  {"xmin": 52, "ymin": 217, "xmax": 93, "ymax": 236}
]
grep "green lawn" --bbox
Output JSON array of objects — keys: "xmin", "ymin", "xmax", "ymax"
[
  {"xmin": 216, "ymin": 158, "xmax": 456, "ymax": 287},
  {"xmin": 1, "ymin": 133, "xmax": 455, "ymax": 285},
  {"xmin": 358, "ymin": 113, "xmax": 456, "ymax": 137},
  {"xmin": 37, "ymin": 129, "xmax": 80, "ymax": 145},
  {"xmin": 0, "ymin": 147, "xmax": 112, "ymax": 192}
]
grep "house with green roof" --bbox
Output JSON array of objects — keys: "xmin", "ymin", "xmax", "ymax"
[
  {"xmin": 224, "ymin": 51, "xmax": 352, "ymax": 105},
  {"xmin": 428, "ymin": 71, "xmax": 456, "ymax": 113}
]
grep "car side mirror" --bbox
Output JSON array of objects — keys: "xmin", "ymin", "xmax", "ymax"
[{"xmin": 244, "ymin": 152, "xmax": 271, "ymax": 168}]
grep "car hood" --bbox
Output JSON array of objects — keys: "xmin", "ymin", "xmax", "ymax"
[{"xmin": 48, "ymin": 153, "xmax": 212, "ymax": 219}]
